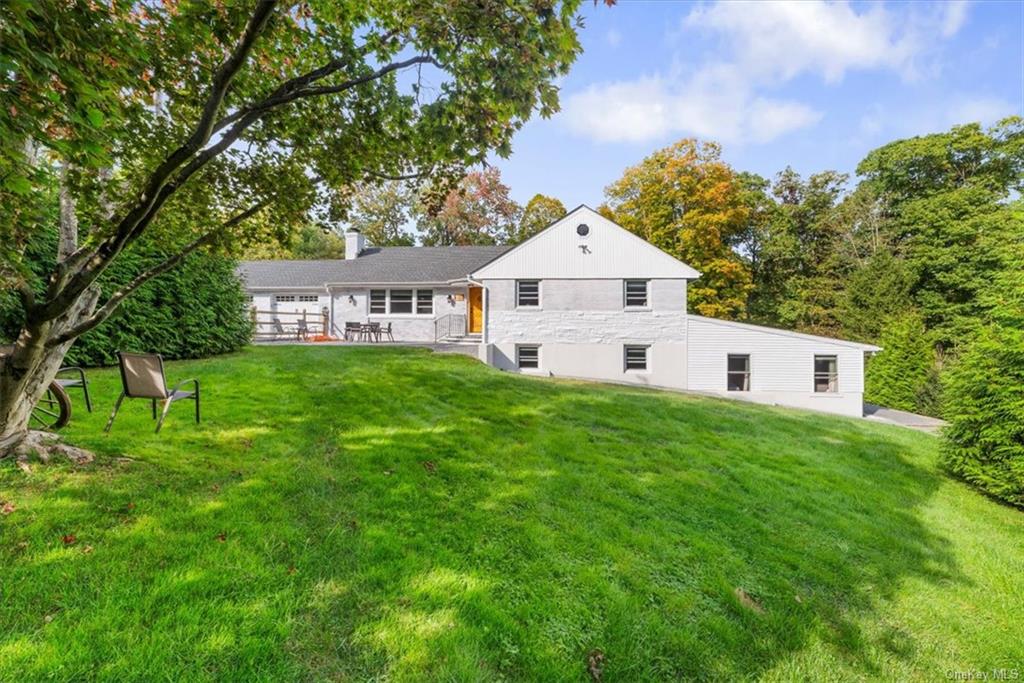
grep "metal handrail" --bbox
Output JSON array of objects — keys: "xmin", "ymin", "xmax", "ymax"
[{"xmin": 434, "ymin": 313, "xmax": 467, "ymax": 341}]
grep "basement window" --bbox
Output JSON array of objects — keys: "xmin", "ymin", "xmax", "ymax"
[
  {"xmin": 517, "ymin": 345, "xmax": 540, "ymax": 369},
  {"xmin": 624, "ymin": 345, "xmax": 649, "ymax": 371},
  {"xmin": 516, "ymin": 280, "xmax": 540, "ymax": 307},
  {"xmin": 727, "ymin": 354, "xmax": 750, "ymax": 391},
  {"xmin": 624, "ymin": 280, "xmax": 649, "ymax": 308},
  {"xmin": 814, "ymin": 355, "xmax": 839, "ymax": 393}
]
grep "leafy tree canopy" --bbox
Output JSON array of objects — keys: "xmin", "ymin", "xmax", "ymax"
[
  {"xmin": 0, "ymin": 0, "xmax": 586, "ymax": 449},
  {"xmin": 602, "ymin": 139, "xmax": 752, "ymax": 319},
  {"xmin": 340, "ymin": 181, "xmax": 416, "ymax": 247},
  {"xmin": 419, "ymin": 167, "xmax": 522, "ymax": 246},
  {"xmin": 512, "ymin": 193, "xmax": 566, "ymax": 244}
]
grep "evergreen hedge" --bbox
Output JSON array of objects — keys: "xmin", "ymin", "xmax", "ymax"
[
  {"xmin": 940, "ymin": 253, "xmax": 1024, "ymax": 508},
  {"xmin": 1, "ymin": 229, "xmax": 252, "ymax": 367},
  {"xmin": 864, "ymin": 312, "xmax": 940, "ymax": 415}
]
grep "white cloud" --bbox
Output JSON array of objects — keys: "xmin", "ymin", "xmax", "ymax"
[
  {"xmin": 947, "ymin": 96, "xmax": 1019, "ymax": 125},
  {"xmin": 684, "ymin": 0, "xmax": 917, "ymax": 83},
  {"xmin": 562, "ymin": 0, "xmax": 973, "ymax": 145},
  {"xmin": 941, "ymin": 0, "xmax": 970, "ymax": 38},
  {"xmin": 606, "ymin": 28, "xmax": 622, "ymax": 47},
  {"xmin": 562, "ymin": 70, "xmax": 821, "ymax": 145}
]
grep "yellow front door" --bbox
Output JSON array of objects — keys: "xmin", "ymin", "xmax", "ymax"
[{"xmin": 468, "ymin": 287, "xmax": 483, "ymax": 333}]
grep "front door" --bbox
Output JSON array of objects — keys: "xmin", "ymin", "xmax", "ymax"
[{"xmin": 468, "ymin": 286, "xmax": 483, "ymax": 333}]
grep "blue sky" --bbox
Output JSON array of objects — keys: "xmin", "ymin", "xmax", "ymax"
[{"xmin": 489, "ymin": 0, "xmax": 1023, "ymax": 207}]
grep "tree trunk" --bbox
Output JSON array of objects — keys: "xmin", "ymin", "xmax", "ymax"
[{"xmin": 0, "ymin": 289, "xmax": 99, "ymax": 457}]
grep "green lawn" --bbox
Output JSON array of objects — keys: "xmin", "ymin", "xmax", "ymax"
[{"xmin": 1, "ymin": 346, "xmax": 1021, "ymax": 681}]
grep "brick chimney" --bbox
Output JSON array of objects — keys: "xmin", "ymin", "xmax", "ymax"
[{"xmin": 345, "ymin": 229, "xmax": 366, "ymax": 260}]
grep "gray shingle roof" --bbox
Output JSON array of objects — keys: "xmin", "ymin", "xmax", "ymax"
[{"xmin": 237, "ymin": 246, "xmax": 512, "ymax": 289}]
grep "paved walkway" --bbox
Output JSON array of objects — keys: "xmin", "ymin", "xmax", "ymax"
[{"xmin": 863, "ymin": 403, "xmax": 947, "ymax": 434}]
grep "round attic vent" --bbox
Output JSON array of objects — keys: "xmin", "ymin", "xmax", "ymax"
[{"xmin": 576, "ymin": 223, "xmax": 590, "ymax": 236}]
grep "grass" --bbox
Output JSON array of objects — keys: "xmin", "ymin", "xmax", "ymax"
[{"xmin": 1, "ymin": 346, "xmax": 1022, "ymax": 681}]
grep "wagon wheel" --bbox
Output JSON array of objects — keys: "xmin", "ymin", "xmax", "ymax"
[{"xmin": 30, "ymin": 382, "xmax": 72, "ymax": 431}]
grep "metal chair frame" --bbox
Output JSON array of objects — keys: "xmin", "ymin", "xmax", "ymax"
[
  {"xmin": 104, "ymin": 352, "xmax": 200, "ymax": 434},
  {"xmin": 55, "ymin": 366, "xmax": 92, "ymax": 412}
]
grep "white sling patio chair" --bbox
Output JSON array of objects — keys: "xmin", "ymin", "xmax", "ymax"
[{"xmin": 104, "ymin": 352, "xmax": 200, "ymax": 434}]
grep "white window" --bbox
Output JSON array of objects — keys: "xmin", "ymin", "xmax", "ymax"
[
  {"xmin": 274, "ymin": 294, "xmax": 295, "ymax": 303},
  {"xmin": 624, "ymin": 280, "xmax": 649, "ymax": 308},
  {"xmin": 727, "ymin": 354, "xmax": 750, "ymax": 391},
  {"xmin": 624, "ymin": 345, "xmax": 649, "ymax": 371},
  {"xmin": 517, "ymin": 345, "xmax": 540, "ymax": 369},
  {"xmin": 416, "ymin": 290, "xmax": 433, "ymax": 315},
  {"xmin": 298, "ymin": 294, "xmax": 319, "ymax": 303},
  {"xmin": 516, "ymin": 280, "xmax": 540, "ymax": 307},
  {"xmin": 814, "ymin": 355, "xmax": 838, "ymax": 393},
  {"xmin": 389, "ymin": 289, "xmax": 413, "ymax": 314},
  {"xmin": 369, "ymin": 290, "xmax": 386, "ymax": 314}
]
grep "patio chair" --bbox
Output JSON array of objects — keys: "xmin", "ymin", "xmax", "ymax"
[
  {"xmin": 104, "ymin": 352, "xmax": 200, "ymax": 434},
  {"xmin": 344, "ymin": 322, "xmax": 361, "ymax": 341},
  {"xmin": 55, "ymin": 366, "xmax": 92, "ymax": 412},
  {"xmin": 380, "ymin": 322, "xmax": 395, "ymax": 342},
  {"xmin": 296, "ymin": 319, "xmax": 309, "ymax": 341},
  {"xmin": 272, "ymin": 318, "xmax": 287, "ymax": 341}
]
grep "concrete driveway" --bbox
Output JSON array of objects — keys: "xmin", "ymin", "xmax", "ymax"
[{"xmin": 863, "ymin": 403, "xmax": 947, "ymax": 434}]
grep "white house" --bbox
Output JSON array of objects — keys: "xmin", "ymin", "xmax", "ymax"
[{"xmin": 238, "ymin": 205, "xmax": 879, "ymax": 417}]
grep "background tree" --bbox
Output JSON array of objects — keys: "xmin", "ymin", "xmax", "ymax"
[
  {"xmin": 750, "ymin": 168, "xmax": 849, "ymax": 336},
  {"xmin": 511, "ymin": 193, "xmax": 565, "ymax": 244},
  {"xmin": 856, "ymin": 118, "xmax": 1024, "ymax": 347},
  {"xmin": 940, "ymin": 232, "xmax": 1024, "ymax": 507},
  {"xmin": 340, "ymin": 181, "xmax": 416, "ymax": 247},
  {"xmin": 0, "ymin": 0, "xmax": 585, "ymax": 454},
  {"xmin": 419, "ymin": 168, "xmax": 522, "ymax": 246},
  {"xmin": 603, "ymin": 139, "xmax": 752, "ymax": 319},
  {"xmin": 243, "ymin": 223, "xmax": 346, "ymax": 260}
]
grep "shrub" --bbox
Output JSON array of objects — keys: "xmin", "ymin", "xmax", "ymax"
[
  {"xmin": 865, "ymin": 311, "xmax": 937, "ymax": 414},
  {"xmin": 940, "ymin": 251, "xmax": 1024, "ymax": 508},
  {"xmin": 2, "ymin": 230, "xmax": 252, "ymax": 367}
]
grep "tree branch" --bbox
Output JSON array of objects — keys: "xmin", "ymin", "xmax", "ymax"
[
  {"xmin": 47, "ymin": 201, "xmax": 269, "ymax": 347},
  {"xmin": 16, "ymin": 281, "xmax": 35, "ymax": 313},
  {"xmin": 35, "ymin": 1, "xmax": 278, "ymax": 321}
]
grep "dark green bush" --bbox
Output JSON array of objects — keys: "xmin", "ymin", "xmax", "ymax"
[
  {"xmin": 940, "ymin": 255, "xmax": 1024, "ymax": 508},
  {"xmin": 1, "ymin": 230, "xmax": 252, "ymax": 367},
  {"xmin": 865, "ymin": 311, "xmax": 939, "ymax": 415}
]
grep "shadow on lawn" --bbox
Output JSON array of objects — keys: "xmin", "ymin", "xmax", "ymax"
[
  {"xmin": 280, "ymin": 350, "xmax": 961, "ymax": 680},
  {"xmin": 0, "ymin": 347, "xmax": 961, "ymax": 680}
]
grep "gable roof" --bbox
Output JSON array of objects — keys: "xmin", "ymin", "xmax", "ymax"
[
  {"xmin": 470, "ymin": 205, "xmax": 701, "ymax": 280},
  {"xmin": 238, "ymin": 245, "xmax": 511, "ymax": 289}
]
